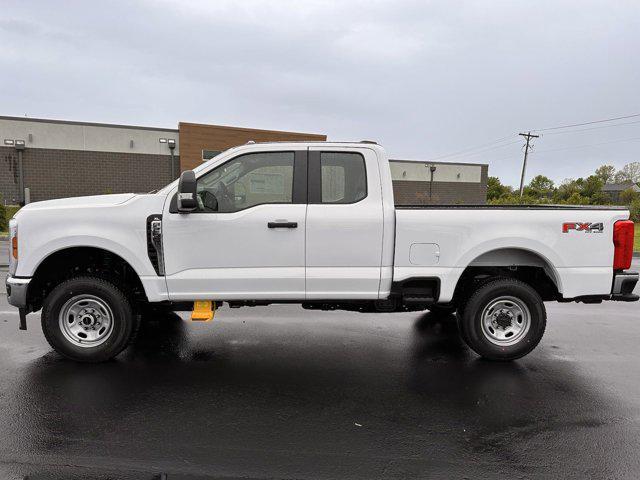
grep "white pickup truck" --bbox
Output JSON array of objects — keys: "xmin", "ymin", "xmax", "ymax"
[{"xmin": 5, "ymin": 141, "xmax": 638, "ymax": 362}]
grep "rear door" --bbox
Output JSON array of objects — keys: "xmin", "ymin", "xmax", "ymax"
[{"xmin": 305, "ymin": 147, "xmax": 384, "ymax": 299}]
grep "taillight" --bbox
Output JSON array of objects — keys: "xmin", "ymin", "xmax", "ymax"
[
  {"xmin": 613, "ymin": 220, "xmax": 634, "ymax": 270},
  {"xmin": 11, "ymin": 235, "xmax": 18, "ymax": 260}
]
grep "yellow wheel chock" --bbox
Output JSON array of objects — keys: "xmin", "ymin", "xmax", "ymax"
[{"xmin": 191, "ymin": 300, "xmax": 215, "ymax": 322}]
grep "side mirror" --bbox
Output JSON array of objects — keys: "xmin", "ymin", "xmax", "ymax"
[{"xmin": 177, "ymin": 170, "xmax": 198, "ymax": 212}]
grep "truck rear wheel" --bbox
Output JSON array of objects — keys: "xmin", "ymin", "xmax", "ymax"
[
  {"xmin": 41, "ymin": 276, "xmax": 139, "ymax": 362},
  {"xmin": 457, "ymin": 278, "xmax": 546, "ymax": 361}
]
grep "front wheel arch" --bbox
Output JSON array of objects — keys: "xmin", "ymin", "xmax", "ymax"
[{"xmin": 27, "ymin": 246, "xmax": 148, "ymax": 312}]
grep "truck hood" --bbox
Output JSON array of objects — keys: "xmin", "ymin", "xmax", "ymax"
[{"xmin": 18, "ymin": 193, "xmax": 137, "ymax": 212}]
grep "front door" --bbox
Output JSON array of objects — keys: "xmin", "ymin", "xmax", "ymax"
[
  {"xmin": 305, "ymin": 147, "xmax": 384, "ymax": 299},
  {"xmin": 162, "ymin": 149, "xmax": 307, "ymax": 301}
]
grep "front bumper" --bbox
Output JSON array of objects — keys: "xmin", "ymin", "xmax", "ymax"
[
  {"xmin": 611, "ymin": 271, "xmax": 639, "ymax": 301},
  {"xmin": 5, "ymin": 275, "xmax": 31, "ymax": 309}
]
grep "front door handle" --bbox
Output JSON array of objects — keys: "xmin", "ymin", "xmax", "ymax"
[{"xmin": 268, "ymin": 221, "xmax": 298, "ymax": 229}]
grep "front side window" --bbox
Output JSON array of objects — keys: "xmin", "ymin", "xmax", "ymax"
[
  {"xmin": 196, "ymin": 152, "xmax": 294, "ymax": 212},
  {"xmin": 320, "ymin": 152, "xmax": 367, "ymax": 204}
]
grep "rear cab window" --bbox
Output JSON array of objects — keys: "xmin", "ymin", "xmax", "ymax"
[{"xmin": 313, "ymin": 152, "xmax": 367, "ymax": 204}]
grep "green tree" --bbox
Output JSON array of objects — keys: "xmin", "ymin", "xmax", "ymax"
[
  {"xmin": 564, "ymin": 192, "xmax": 590, "ymax": 205},
  {"xmin": 524, "ymin": 175, "xmax": 554, "ymax": 199},
  {"xmin": 594, "ymin": 165, "xmax": 616, "ymax": 184},
  {"xmin": 589, "ymin": 191, "xmax": 611, "ymax": 206},
  {"xmin": 581, "ymin": 175, "xmax": 604, "ymax": 200},
  {"xmin": 629, "ymin": 198, "xmax": 640, "ymax": 223},
  {"xmin": 553, "ymin": 178, "xmax": 581, "ymax": 202},
  {"xmin": 620, "ymin": 162, "xmax": 640, "ymax": 183},
  {"xmin": 619, "ymin": 188, "xmax": 640, "ymax": 206},
  {"xmin": 614, "ymin": 170, "xmax": 628, "ymax": 184},
  {"xmin": 615, "ymin": 162, "xmax": 640, "ymax": 184},
  {"xmin": 487, "ymin": 176, "xmax": 513, "ymax": 200}
]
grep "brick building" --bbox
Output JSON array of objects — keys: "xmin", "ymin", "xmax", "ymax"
[
  {"xmin": 0, "ymin": 115, "xmax": 487, "ymax": 205},
  {"xmin": 390, "ymin": 160, "xmax": 488, "ymax": 205},
  {"xmin": 0, "ymin": 116, "xmax": 325, "ymax": 204}
]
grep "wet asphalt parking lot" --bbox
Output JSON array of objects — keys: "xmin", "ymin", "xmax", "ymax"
[{"xmin": 0, "ymin": 240, "xmax": 639, "ymax": 479}]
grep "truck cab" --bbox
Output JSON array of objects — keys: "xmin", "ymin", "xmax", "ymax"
[{"xmin": 160, "ymin": 143, "xmax": 395, "ymax": 301}]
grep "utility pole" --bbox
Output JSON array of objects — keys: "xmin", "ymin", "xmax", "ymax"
[{"xmin": 518, "ymin": 132, "xmax": 540, "ymax": 198}]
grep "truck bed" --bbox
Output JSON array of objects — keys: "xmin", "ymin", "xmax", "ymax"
[
  {"xmin": 395, "ymin": 204, "xmax": 628, "ymax": 210},
  {"xmin": 392, "ymin": 205, "xmax": 630, "ymax": 302}
]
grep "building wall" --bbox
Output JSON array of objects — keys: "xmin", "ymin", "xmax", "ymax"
[
  {"xmin": 391, "ymin": 160, "xmax": 488, "ymax": 205},
  {"xmin": 390, "ymin": 160, "xmax": 484, "ymax": 183},
  {"xmin": 0, "ymin": 148, "xmax": 21, "ymax": 203},
  {"xmin": 1, "ymin": 116, "xmax": 486, "ymax": 206},
  {"xmin": 178, "ymin": 122, "xmax": 327, "ymax": 171},
  {"xmin": 0, "ymin": 117, "xmax": 179, "ymax": 155},
  {"xmin": 0, "ymin": 146, "xmax": 174, "ymax": 203}
]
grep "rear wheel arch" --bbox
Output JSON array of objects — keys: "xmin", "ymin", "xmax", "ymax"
[{"xmin": 453, "ymin": 248, "xmax": 562, "ymax": 305}]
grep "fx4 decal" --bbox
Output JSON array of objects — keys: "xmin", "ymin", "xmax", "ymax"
[{"xmin": 562, "ymin": 222, "xmax": 604, "ymax": 233}]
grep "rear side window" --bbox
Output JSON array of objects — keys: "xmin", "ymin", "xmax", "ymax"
[{"xmin": 320, "ymin": 152, "xmax": 367, "ymax": 204}]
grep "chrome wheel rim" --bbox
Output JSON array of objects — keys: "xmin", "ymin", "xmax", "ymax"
[
  {"xmin": 58, "ymin": 295, "xmax": 114, "ymax": 348},
  {"xmin": 481, "ymin": 296, "xmax": 530, "ymax": 346}
]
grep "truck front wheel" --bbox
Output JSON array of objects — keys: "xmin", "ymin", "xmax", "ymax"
[
  {"xmin": 457, "ymin": 278, "xmax": 546, "ymax": 361},
  {"xmin": 41, "ymin": 276, "xmax": 139, "ymax": 362}
]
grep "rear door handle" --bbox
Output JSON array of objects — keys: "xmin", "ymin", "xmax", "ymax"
[{"xmin": 268, "ymin": 221, "xmax": 298, "ymax": 229}]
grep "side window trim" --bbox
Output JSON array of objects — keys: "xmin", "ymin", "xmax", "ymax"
[
  {"xmin": 307, "ymin": 150, "xmax": 322, "ymax": 204},
  {"xmin": 292, "ymin": 150, "xmax": 308, "ymax": 204},
  {"xmin": 307, "ymin": 150, "xmax": 368, "ymax": 205},
  {"xmin": 169, "ymin": 150, "xmax": 308, "ymax": 214}
]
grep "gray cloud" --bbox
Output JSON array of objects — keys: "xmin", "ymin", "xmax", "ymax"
[{"xmin": 1, "ymin": 0, "xmax": 639, "ymax": 185}]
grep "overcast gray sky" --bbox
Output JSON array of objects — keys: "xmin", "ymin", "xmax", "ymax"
[{"xmin": 1, "ymin": 0, "xmax": 639, "ymax": 186}]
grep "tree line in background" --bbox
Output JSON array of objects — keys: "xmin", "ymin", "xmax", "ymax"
[{"xmin": 488, "ymin": 162, "xmax": 640, "ymax": 221}]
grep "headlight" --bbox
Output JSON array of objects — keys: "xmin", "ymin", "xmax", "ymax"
[{"xmin": 8, "ymin": 219, "xmax": 17, "ymax": 275}]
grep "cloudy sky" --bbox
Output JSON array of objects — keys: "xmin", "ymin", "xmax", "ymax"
[{"xmin": 1, "ymin": 0, "xmax": 639, "ymax": 186}]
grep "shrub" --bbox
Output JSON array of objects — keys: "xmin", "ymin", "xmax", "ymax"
[
  {"xmin": 0, "ymin": 204, "xmax": 22, "ymax": 232},
  {"xmin": 620, "ymin": 188, "xmax": 640, "ymax": 206},
  {"xmin": 629, "ymin": 198, "xmax": 640, "ymax": 223}
]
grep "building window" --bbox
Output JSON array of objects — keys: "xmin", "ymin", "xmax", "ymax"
[{"xmin": 202, "ymin": 149, "xmax": 221, "ymax": 161}]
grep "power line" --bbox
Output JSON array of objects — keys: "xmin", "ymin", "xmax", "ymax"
[
  {"xmin": 427, "ymin": 134, "xmax": 518, "ymax": 161},
  {"xmin": 543, "ymin": 118, "xmax": 640, "ymax": 136},
  {"xmin": 532, "ymin": 135, "xmax": 640, "ymax": 154},
  {"xmin": 437, "ymin": 139, "xmax": 522, "ymax": 160},
  {"xmin": 532, "ymin": 112, "xmax": 640, "ymax": 132}
]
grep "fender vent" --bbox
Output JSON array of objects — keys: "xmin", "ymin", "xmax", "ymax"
[{"xmin": 146, "ymin": 214, "xmax": 164, "ymax": 275}]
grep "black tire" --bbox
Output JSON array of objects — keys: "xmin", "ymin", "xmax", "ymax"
[
  {"xmin": 41, "ymin": 276, "xmax": 139, "ymax": 362},
  {"xmin": 457, "ymin": 278, "xmax": 546, "ymax": 361}
]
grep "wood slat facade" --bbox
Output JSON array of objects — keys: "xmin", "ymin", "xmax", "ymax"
[{"xmin": 178, "ymin": 122, "xmax": 327, "ymax": 171}]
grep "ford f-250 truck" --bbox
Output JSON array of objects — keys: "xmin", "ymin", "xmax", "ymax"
[{"xmin": 5, "ymin": 142, "xmax": 639, "ymax": 362}]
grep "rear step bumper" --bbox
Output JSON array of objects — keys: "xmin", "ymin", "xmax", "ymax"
[{"xmin": 611, "ymin": 271, "xmax": 639, "ymax": 302}]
